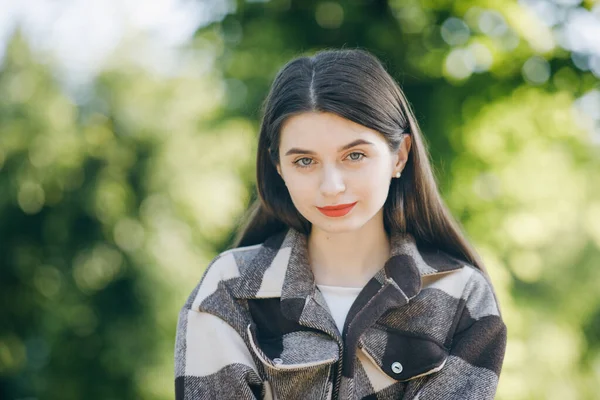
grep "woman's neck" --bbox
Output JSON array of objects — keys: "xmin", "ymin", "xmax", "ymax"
[{"xmin": 307, "ymin": 212, "xmax": 391, "ymax": 287}]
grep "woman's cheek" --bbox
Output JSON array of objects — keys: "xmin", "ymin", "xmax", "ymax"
[{"xmin": 288, "ymin": 178, "xmax": 313, "ymax": 207}]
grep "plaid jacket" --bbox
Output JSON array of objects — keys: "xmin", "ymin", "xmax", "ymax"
[{"xmin": 174, "ymin": 227, "xmax": 507, "ymax": 399}]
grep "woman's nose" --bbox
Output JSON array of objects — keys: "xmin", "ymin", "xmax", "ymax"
[{"xmin": 319, "ymin": 165, "xmax": 346, "ymax": 196}]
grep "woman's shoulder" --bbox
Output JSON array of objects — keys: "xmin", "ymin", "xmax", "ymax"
[
  {"xmin": 420, "ymin": 250, "xmax": 503, "ymax": 318},
  {"xmin": 438, "ymin": 260, "xmax": 504, "ymax": 322},
  {"xmin": 207, "ymin": 242, "xmax": 265, "ymax": 275},
  {"xmin": 460, "ymin": 264, "xmax": 504, "ymax": 318},
  {"xmin": 197, "ymin": 242, "xmax": 264, "ymax": 290},
  {"xmin": 205, "ymin": 228, "xmax": 289, "ymax": 279},
  {"xmin": 182, "ymin": 231, "xmax": 287, "ymax": 310}
]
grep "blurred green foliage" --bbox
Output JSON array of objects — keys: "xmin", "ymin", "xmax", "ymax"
[{"xmin": 1, "ymin": 0, "xmax": 599, "ymax": 399}]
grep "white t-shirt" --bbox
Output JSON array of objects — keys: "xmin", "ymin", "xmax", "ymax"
[{"xmin": 316, "ymin": 284, "xmax": 363, "ymax": 334}]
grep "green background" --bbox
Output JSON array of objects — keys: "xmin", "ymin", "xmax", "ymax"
[{"xmin": 1, "ymin": 0, "xmax": 599, "ymax": 399}]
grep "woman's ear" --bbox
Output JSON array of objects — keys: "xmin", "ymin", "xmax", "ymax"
[{"xmin": 394, "ymin": 134, "xmax": 412, "ymax": 171}]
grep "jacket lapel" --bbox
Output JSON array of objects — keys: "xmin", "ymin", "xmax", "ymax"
[{"xmin": 231, "ymin": 226, "xmax": 465, "ymax": 337}]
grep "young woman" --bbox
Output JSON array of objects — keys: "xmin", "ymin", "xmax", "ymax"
[{"xmin": 174, "ymin": 48, "xmax": 507, "ymax": 400}]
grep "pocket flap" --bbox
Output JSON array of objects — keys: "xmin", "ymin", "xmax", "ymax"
[
  {"xmin": 247, "ymin": 324, "xmax": 339, "ymax": 371},
  {"xmin": 359, "ymin": 325, "xmax": 448, "ymax": 382}
]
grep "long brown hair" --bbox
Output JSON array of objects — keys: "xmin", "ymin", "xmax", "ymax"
[{"xmin": 233, "ymin": 48, "xmax": 488, "ymax": 275}]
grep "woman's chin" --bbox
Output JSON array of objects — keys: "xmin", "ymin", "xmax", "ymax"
[{"xmin": 310, "ymin": 215, "xmax": 365, "ymax": 234}]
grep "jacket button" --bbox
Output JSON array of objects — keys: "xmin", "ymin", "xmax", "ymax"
[
  {"xmin": 273, "ymin": 358, "xmax": 283, "ymax": 365},
  {"xmin": 391, "ymin": 362, "xmax": 403, "ymax": 374}
]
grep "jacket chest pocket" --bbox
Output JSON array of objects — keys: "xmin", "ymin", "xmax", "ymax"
[
  {"xmin": 247, "ymin": 324, "xmax": 339, "ymax": 400},
  {"xmin": 358, "ymin": 325, "xmax": 448, "ymax": 383}
]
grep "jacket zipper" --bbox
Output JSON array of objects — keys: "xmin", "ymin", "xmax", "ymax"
[{"xmin": 331, "ymin": 357, "xmax": 343, "ymax": 399}]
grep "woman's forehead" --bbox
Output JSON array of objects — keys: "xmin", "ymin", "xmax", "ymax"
[{"xmin": 280, "ymin": 112, "xmax": 385, "ymax": 150}]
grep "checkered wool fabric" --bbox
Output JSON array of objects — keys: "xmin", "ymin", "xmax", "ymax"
[{"xmin": 175, "ymin": 227, "xmax": 506, "ymax": 399}]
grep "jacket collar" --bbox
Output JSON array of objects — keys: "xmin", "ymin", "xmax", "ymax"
[{"xmin": 230, "ymin": 226, "xmax": 464, "ymax": 303}]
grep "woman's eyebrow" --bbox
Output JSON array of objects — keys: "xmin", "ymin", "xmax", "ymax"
[{"xmin": 284, "ymin": 139, "xmax": 374, "ymax": 156}]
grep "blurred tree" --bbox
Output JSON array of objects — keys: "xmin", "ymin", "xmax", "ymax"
[
  {"xmin": 0, "ymin": 32, "xmax": 161, "ymax": 400},
  {"xmin": 0, "ymin": 25, "xmax": 256, "ymax": 399}
]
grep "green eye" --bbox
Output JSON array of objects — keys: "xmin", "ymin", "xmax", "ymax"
[
  {"xmin": 348, "ymin": 152, "xmax": 365, "ymax": 161},
  {"xmin": 293, "ymin": 152, "xmax": 365, "ymax": 169},
  {"xmin": 293, "ymin": 157, "xmax": 313, "ymax": 168}
]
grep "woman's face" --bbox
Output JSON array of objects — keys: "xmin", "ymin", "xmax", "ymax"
[{"xmin": 276, "ymin": 112, "xmax": 410, "ymax": 234}]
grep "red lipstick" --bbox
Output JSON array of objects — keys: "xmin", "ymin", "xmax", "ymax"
[{"xmin": 316, "ymin": 202, "xmax": 357, "ymax": 217}]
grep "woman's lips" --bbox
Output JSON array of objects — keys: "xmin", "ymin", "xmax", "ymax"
[{"xmin": 316, "ymin": 202, "xmax": 357, "ymax": 217}]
